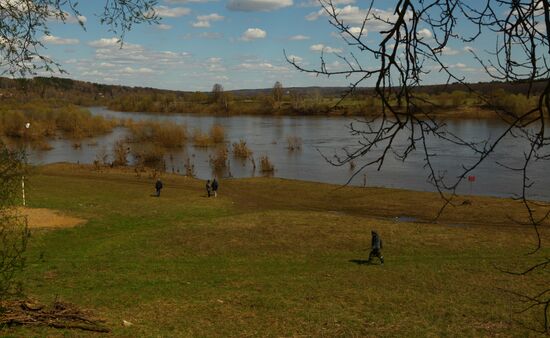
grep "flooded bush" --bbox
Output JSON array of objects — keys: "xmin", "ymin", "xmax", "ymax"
[
  {"xmin": 193, "ymin": 129, "xmax": 212, "ymax": 148},
  {"xmin": 94, "ymin": 146, "xmax": 109, "ymax": 169},
  {"xmin": 287, "ymin": 136, "xmax": 302, "ymax": 151},
  {"xmin": 132, "ymin": 143, "xmax": 166, "ymax": 169},
  {"xmin": 210, "ymin": 146, "xmax": 229, "ymax": 175},
  {"xmin": 55, "ymin": 106, "xmax": 115, "ymax": 138},
  {"xmin": 210, "ymin": 124, "xmax": 225, "ymax": 143},
  {"xmin": 112, "ymin": 139, "xmax": 129, "ymax": 167},
  {"xmin": 232, "ymin": 139, "xmax": 252, "ymax": 159},
  {"xmin": 127, "ymin": 121, "xmax": 187, "ymax": 148},
  {"xmin": 184, "ymin": 156, "xmax": 196, "ymax": 178},
  {"xmin": 259, "ymin": 155, "xmax": 275, "ymax": 173}
]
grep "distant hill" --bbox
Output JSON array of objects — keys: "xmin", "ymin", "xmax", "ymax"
[{"xmin": 0, "ymin": 76, "xmax": 546, "ymax": 99}]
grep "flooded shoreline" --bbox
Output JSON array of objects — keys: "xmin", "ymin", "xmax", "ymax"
[{"xmin": 24, "ymin": 106, "xmax": 550, "ymax": 201}]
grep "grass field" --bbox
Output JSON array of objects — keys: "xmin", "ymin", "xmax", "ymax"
[{"xmin": 2, "ymin": 164, "xmax": 548, "ymax": 336}]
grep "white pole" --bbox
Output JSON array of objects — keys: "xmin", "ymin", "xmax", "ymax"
[
  {"xmin": 22, "ymin": 176, "xmax": 26, "ymax": 207},
  {"xmin": 22, "ymin": 122, "xmax": 29, "ymax": 207}
]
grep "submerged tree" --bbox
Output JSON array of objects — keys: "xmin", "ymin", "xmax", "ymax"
[{"xmin": 287, "ymin": 0, "xmax": 550, "ymax": 332}]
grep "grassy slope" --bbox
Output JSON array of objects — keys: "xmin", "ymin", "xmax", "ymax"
[{"xmin": 2, "ymin": 164, "xmax": 548, "ymax": 337}]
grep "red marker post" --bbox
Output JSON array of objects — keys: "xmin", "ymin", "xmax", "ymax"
[{"xmin": 468, "ymin": 175, "xmax": 476, "ymax": 194}]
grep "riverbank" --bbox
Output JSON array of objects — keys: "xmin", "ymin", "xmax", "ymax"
[{"xmin": 3, "ymin": 163, "xmax": 548, "ymax": 336}]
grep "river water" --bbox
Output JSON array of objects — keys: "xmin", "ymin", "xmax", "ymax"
[{"xmin": 27, "ymin": 107, "xmax": 550, "ymax": 201}]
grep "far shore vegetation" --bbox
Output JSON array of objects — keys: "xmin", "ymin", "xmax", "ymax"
[{"xmin": 0, "ymin": 76, "xmax": 545, "ymax": 120}]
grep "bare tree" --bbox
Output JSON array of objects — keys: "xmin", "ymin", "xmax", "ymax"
[
  {"xmin": 0, "ymin": 0, "xmax": 159, "ymax": 301},
  {"xmin": 0, "ymin": 0, "xmax": 159, "ymax": 76},
  {"xmin": 272, "ymin": 81, "xmax": 284, "ymax": 109},
  {"xmin": 287, "ymin": 0, "xmax": 550, "ymax": 332}
]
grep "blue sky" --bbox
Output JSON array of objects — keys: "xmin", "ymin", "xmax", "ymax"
[{"xmin": 39, "ymin": 0, "xmax": 495, "ymax": 91}]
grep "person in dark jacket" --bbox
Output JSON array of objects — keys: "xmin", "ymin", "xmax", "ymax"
[
  {"xmin": 211, "ymin": 178, "xmax": 219, "ymax": 197},
  {"xmin": 206, "ymin": 179, "xmax": 212, "ymax": 197},
  {"xmin": 155, "ymin": 179, "xmax": 163, "ymax": 197},
  {"xmin": 368, "ymin": 230, "xmax": 384, "ymax": 264}
]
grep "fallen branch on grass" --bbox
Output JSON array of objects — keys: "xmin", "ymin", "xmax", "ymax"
[{"xmin": 0, "ymin": 299, "xmax": 110, "ymax": 333}]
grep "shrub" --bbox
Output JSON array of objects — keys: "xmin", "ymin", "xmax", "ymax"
[
  {"xmin": 210, "ymin": 124, "xmax": 225, "ymax": 143},
  {"xmin": 94, "ymin": 146, "xmax": 109, "ymax": 167},
  {"xmin": 127, "ymin": 121, "xmax": 187, "ymax": 148},
  {"xmin": 184, "ymin": 156, "xmax": 196, "ymax": 178},
  {"xmin": 287, "ymin": 136, "xmax": 302, "ymax": 151},
  {"xmin": 210, "ymin": 146, "xmax": 229, "ymax": 174},
  {"xmin": 112, "ymin": 139, "xmax": 129, "ymax": 167},
  {"xmin": 232, "ymin": 139, "xmax": 252, "ymax": 159},
  {"xmin": 193, "ymin": 129, "xmax": 212, "ymax": 148},
  {"xmin": 259, "ymin": 155, "xmax": 275, "ymax": 173},
  {"xmin": 131, "ymin": 143, "xmax": 166, "ymax": 169}
]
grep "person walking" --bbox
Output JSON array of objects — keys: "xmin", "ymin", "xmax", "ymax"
[
  {"xmin": 212, "ymin": 178, "xmax": 219, "ymax": 198},
  {"xmin": 367, "ymin": 230, "xmax": 384, "ymax": 264},
  {"xmin": 155, "ymin": 178, "xmax": 163, "ymax": 197},
  {"xmin": 206, "ymin": 179, "xmax": 212, "ymax": 197}
]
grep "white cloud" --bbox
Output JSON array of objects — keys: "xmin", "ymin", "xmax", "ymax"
[
  {"xmin": 348, "ymin": 26, "xmax": 366, "ymax": 36},
  {"xmin": 289, "ymin": 34, "xmax": 310, "ymax": 41},
  {"xmin": 120, "ymin": 67, "xmax": 154, "ymax": 75},
  {"xmin": 192, "ymin": 20, "xmax": 210, "ymax": 28},
  {"xmin": 42, "ymin": 35, "xmax": 79, "ymax": 45},
  {"xmin": 165, "ymin": 0, "xmax": 216, "ymax": 3},
  {"xmin": 307, "ymin": 5, "xmax": 412, "ymax": 32},
  {"xmin": 310, "ymin": 44, "xmax": 342, "ymax": 53},
  {"xmin": 286, "ymin": 54, "xmax": 303, "ymax": 63},
  {"xmin": 197, "ymin": 13, "xmax": 224, "ymax": 21},
  {"xmin": 227, "ymin": 0, "xmax": 293, "ymax": 12},
  {"xmin": 192, "ymin": 13, "xmax": 224, "ymax": 28},
  {"xmin": 199, "ymin": 32, "xmax": 223, "ymax": 39},
  {"xmin": 241, "ymin": 28, "xmax": 267, "ymax": 41},
  {"xmin": 156, "ymin": 24, "xmax": 173, "ymax": 30},
  {"xmin": 88, "ymin": 37, "xmax": 120, "ymax": 48},
  {"xmin": 237, "ymin": 62, "xmax": 288, "ymax": 72},
  {"xmin": 62, "ymin": 13, "xmax": 87, "ymax": 24},
  {"xmin": 299, "ymin": 0, "xmax": 355, "ymax": 7},
  {"xmin": 155, "ymin": 6, "xmax": 191, "ymax": 17},
  {"xmin": 441, "ymin": 46, "xmax": 460, "ymax": 56},
  {"xmin": 417, "ymin": 28, "xmax": 432, "ymax": 39},
  {"xmin": 99, "ymin": 62, "xmax": 116, "ymax": 68}
]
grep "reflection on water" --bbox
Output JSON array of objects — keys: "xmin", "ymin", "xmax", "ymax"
[{"xmin": 26, "ymin": 106, "xmax": 550, "ymax": 201}]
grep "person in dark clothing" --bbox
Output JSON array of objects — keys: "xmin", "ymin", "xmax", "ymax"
[
  {"xmin": 211, "ymin": 178, "xmax": 219, "ymax": 198},
  {"xmin": 368, "ymin": 230, "xmax": 384, "ymax": 264},
  {"xmin": 155, "ymin": 179, "xmax": 163, "ymax": 197},
  {"xmin": 206, "ymin": 179, "xmax": 212, "ymax": 197}
]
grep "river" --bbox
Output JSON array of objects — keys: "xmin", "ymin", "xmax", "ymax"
[{"xmin": 27, "ymin": 107, "xmax": 550, "ymax": 201}]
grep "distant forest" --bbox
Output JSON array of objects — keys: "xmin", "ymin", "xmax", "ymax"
[{"xmin": 0, "ymin": 76, "xmax": 544, "ymax": 118}]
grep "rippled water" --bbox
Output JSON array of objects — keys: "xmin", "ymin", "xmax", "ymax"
[{"xmin": 26, "ymin": 107, "xmax": 550, "ymax": 200}]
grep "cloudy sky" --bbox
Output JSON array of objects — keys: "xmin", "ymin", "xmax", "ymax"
[{"xmin": 40, "ymin": 0, "xmax": 495, "ymax": 91}]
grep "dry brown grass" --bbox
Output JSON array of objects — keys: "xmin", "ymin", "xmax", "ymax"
[{"xmin": 16, "ymin": 207, "xmax": 85, "ymax": 229}]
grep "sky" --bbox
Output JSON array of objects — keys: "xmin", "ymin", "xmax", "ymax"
[{"xmin": 38, "ymin": 0, "xmax": 499, "ymax": 91}]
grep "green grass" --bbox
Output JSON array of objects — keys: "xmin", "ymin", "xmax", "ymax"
[{"xmin": 2, "ymin": 164, "xmax": 548, "ymax": 336}]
